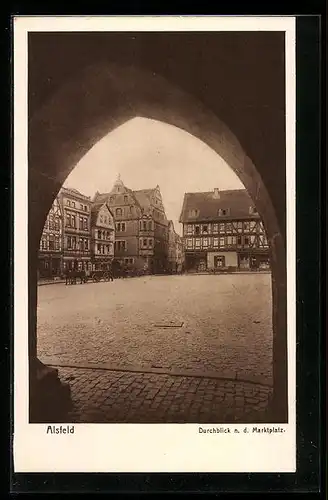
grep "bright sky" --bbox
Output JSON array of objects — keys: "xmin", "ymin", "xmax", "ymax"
[{"xmin": 64, "ymin": 117, "xmax": 244, "ymax": 235}]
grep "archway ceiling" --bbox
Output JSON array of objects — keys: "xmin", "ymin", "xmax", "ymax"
[{"xmin": 28, "ymin": 31, "xmax": 286, "ymax": 236}]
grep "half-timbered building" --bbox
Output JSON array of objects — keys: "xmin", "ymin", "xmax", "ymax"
[
  {"xmin": 38, "ymin": 196, "xmax": 63, "ymax": 278},
  {"xmin": 90, "ymin": 201, "xmax": 115, "ymax": 271},
  {"xmin": 179, "ymin": 188, "xmax": 270, "ymax": 272}
]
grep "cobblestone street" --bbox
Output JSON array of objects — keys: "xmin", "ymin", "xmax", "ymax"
[{"xmin": 37, "ymin": 273, "xmax": 273, "ymax": 422}]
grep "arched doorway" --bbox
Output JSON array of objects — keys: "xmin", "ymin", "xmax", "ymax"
[{"xmin": 28, "ymin": 63, "xmax": 287, "ymax": 422}]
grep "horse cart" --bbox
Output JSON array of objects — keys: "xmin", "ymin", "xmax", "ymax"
[{"xmin": 91, "ymin": 269, "xmax": 113, "ymax": 282}]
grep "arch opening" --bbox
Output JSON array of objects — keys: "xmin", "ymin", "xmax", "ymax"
[{"xmin": 29, "ymin": 63, "xmax": 287, "ymax": 423}]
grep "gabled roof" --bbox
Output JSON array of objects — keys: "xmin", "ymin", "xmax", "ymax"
[
  {"xmin": 133, "ymin": 189, "xmax": 156, "ymax": 210},
  {"xmin": 179, "ymin": 189, "xmax": 258, "ymax": 222},
  {"xmin": 61, "ymin": 186, "xmax": 91, "ymax": 200},
  {"xmin": 92, "ymin": 192, "xmax": 109, "ymax": 204},
  {"xmin": 90, "ymin": 201, "xmax": 113, "ymax": 226},
  {"xmin": 93, "ymin": 180, "xmax": 166, "ymax": 218}
]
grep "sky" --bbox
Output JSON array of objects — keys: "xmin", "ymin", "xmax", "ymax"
[{"xmin": 64, "ymin": 117, "xmax": 244, "ymax": 235}]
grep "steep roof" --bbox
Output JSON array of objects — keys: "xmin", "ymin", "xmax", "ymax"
[
  {"xmin": 133, "ymin": 189, "xmax": 155, "ymax": 209},
  {"xmin": 90, "ymin": 201, "xmax": 113, "ymax": 226},
  {"xmin": 92, "ymin": 192, "xmax": 109, "ymax": 204},
  {"xmin": 179, "ymin": 189, "xmax": 258, "ymax": 222}
]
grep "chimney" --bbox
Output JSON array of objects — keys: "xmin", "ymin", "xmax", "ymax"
[{"xmin": 213, "ymin": 188, "xmax": 220, "ymax": 199}]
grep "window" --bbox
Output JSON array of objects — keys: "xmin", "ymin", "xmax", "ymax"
[
  {"xmin": 79, "ymin": 216, "xmax": 83, "ymax": 228},
  {"xmin": 79, "ymin": 238, "xmax": 84, "ymax": 251},
  {"xmin": 55, "ymin": 236, "xmax": 60, "ymax": 250},
  {"xmin": 237, "ymin": 221, "xmax": 243, "ymax": 232},
  {"xmin": 67, "ymin": 236, "xmax": 72, "ymax": 249},
  {"xmin": 215, "ymin": 256, "xmax": 225, "ymax": 268},
  {"xmin": 219, "ymin": 237, "xmax": 225, "ymax": 247},
  {"xmin": 195, "ymin": 238, "xmax": 201, "ymax": 249},
  {"xmin": 187, "ymin": 224, "xmax": 193, "ymax": 234},
  {"xmin": 148, "ymin": 239, "xmax": 153, "ymax": 247},
  {"xmin": 115, "ymin": 240, "xmax": 126, "ymax": 252},
  {"xmin": 100, "ymin": 215, "xmax": 104, "ymax": 224},
  {"xmin": 237, "ymin": 236, "xmax": 242, "ymax": 246},
  {"xmin": 219, "ymin": 223, "xmax": 225, "ymax": 233},
  {"xmin": 109, "ymin": 197, "xmax": 114, "ymax": 203},
  {"xmin": 188, "ymin": 209, "xmax": 199, "ymax": 218},
  {"xmin": 244, "ymin": 221, "xmax": 250, "ymax": 232},
  {"xmin": 66, "ymin": 214, "xmax": 70, "ymax": 227},
  {"xmin": 213, "ymin": 224, "xmax": 218, "ymax": 233},
  {"xmin": 72, "ymin": 237, "xmax": 76, "ymax": 249},
  {"xmin": 41, "ymin": 238, "xmax": 47, "ymax": 250},
  {"xmin": 80, "ymin": 204, "xmax": 84, "ymax": 210},
  {"xmin": 226, "ymin": 223, "xmax": 232, "ymax": 233},
  {"xmin": 227, "ymin": 236, "xmax": 232, "ymax": 246},
  {"xmin": 71, "ymin": 215, "xmax": 76, "ymax": 228},
  {"xmin": 213, "ymin": 238, "xmax": 219, "ymax": 248},
  {"xmin": 84, "ymin": 217, "xmax": 88, "ymax": 230},
  {"xmin": 202, "ymin": 225, "xmax": 208, "ymax": 234},
  {"xmin": 143, "ymin": 239, "xmax": 147, "ymax": 247},
  {"xmin": 84, "ymin": 205, "xmax": 88, "ymax": 212},
  {"xmin": 85, "ymin": 239, "xmax": 89, "ymax": 250},
  {"xmin": 97, "ymin": 243, "xmax": 101, "ymax": 254},
  {"xmin": 244, "ymin": 236, "xmax": 249, "ymax": 247},
  {"xmin": 148, "ymin": 221, "xmax": 152, "ymax": 231},
  {"xmin": 116, "ymin": 222, "xmax": 126, "ymax": 232},
  {"xmin": 249, "ymin": 206, "xmax": 258, "ymax": 215},
  {"xmin": 203, "ymin": 238, "xmax": 208, "ymax": 248},
  {"xmin": 218, "ymin": 208, "xmax": 227, "ymax": 216},
  {"xmin": 98, "ymin": 230, "xmax": 102, "ymax": 239},
  {"xmin": 195, "ymin": 225, "xmax": 200, "ymax": 235},
  {"xmin": 124, "ymin": 195, "xmax": 128, "ymax": 203},
  {"xmin": 187, "ymin": 239, "xmax": 193, "ymax": 249},
  {"xmin": 143, "ymin": 221, "xmax": 147, "ymax": 231},
  {"xmin": 116, "ymin": 208, "xmax": 122, "ymax": 217},
  {"xmin": 71, "ymin": 201, "xmax": 75, "ymax": 208},
  {"xmin": 232, "ymin": 236, "xmax": 237, "ymax": 245},
  {"xmin": 47, "ymin": 236, "xmax": 53, "ymax": 250}
]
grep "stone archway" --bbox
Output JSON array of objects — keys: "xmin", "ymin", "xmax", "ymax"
[{"xmin": 29, "ymin": 63, "xmax": 287, "ymax": 422}]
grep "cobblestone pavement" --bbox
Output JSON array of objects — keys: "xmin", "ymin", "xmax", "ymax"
[
  {"xmin": 37, "ymin": 274, "xmax": 273, "ymax": 423},
  {"xmin": 57, "ymin": 366, "xmax": 272, "ymax": 423},
  {"xmin": 38, "ymin": 274, "xmax": 273, "ymax": 382}
]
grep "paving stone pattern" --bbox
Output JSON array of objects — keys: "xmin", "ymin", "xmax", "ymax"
[
  {"xmin": 38, "ymin": 274, "xmax": 273, "ymax": 382},
  {"xmin": 58, "ymin": 366, "xmax": 272, "ymax": 423},
  {"xmin": 37, "ymin": 274, "xmax": 273, "ymax": 423}
]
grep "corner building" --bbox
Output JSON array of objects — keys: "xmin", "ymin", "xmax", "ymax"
[
  {"xmin": 179, "ymin": 188, "xmax": 270, "ymax": 272},
  {"xmin": 38, "ymin": 196, "xmax": 63, "ymax": 278},
  {"xmin": 93, "ymin": 176, "xmax": 168, "ymax": 273}
]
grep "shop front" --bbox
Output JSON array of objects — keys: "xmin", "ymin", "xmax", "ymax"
[{"xmin": 185, "ymin": 252, "xmax": 207, "ymax": 272}]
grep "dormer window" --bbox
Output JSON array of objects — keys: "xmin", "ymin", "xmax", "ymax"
[
  {"xmin": 249, "ymin": 206, "xmax": 258, "ymax": 215},
  {"xmin": 218, "ymin": 208, "xmax": 230, "ymax": 216},
  {"xmin": 115, "ymin": 208, "xmax": 122, "ymax": 217},
  {"xmin": 188, "ymin": 209, "xmax": 199, "ymax": 218}
]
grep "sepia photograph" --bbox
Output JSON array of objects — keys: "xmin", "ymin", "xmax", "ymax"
[{"xmin": 14, "ymin": 16, "xmax": 296, "ymax": 473}]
